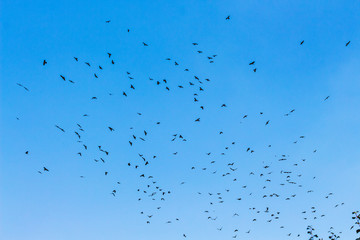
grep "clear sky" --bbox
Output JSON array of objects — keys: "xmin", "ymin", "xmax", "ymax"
[{"xmin": 1, "ymin": 1, "xmax": 360, "ymax": 240}]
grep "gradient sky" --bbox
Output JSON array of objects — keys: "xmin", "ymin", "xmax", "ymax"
[{"xmin": 1, "ymin": 1, "xmax": 360, "ymax": 240}]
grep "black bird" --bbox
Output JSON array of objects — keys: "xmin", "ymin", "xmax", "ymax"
[
  {"xmin": 105, "ymin": 20, "xmax": 111, "ymax": 23},
  {"xmin": 249, "ymin": 61, "xmax": 255, "ymax": 65},
  {"xmin": 55, "ymin": 125, "xmax": 65, "ymax": 132},
  {"xmin": 16, "ymin": 83, "xmax": 29, "ymax": 91},
  {"xmin": 300, "ymin": 40, "xmax": 304, "ymax": 45},
  {"xmin": 345, "ymin": 41, "xmax": 351, "ymax": 46},
  {"xmin": 43, "ymin": 167, "xmax": 49, "ymax": 172},
  {"xmin": 226, "ymin": 15, "xmax": 230, "ymax": 20},
  {"xmin": 43, "ymin": 60, "xmax": 47, "ymax": 66},
  {"xmin": 75, "ymin": 132, "xmax": 81, "ymax": 139},
  {"xmin": 108, "ymin": 127, "xmax": 114, "ymax": 131},
  {"xmin": 143, "ymin": 42, "xmax": 148, "ymax": 46},
  {"xmin": 60, "ymin": 75, "xmax": 66, "ymax": 81},
  {"xmin": 74, "ymin": 57, "xmax": 78, "ymax": 61}
]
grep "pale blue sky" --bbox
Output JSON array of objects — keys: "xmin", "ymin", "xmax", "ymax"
[{"xmin": 1, "ymin": 1, "xmax": 360, "ymax": 239}]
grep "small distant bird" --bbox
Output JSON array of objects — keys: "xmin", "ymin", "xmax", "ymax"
[
  {"xmin": 16, "ymin": 83, "xmax": 29, "ymax": 91},
  {"xmin": 108, "ymin": 127, "xmax": 114, "ymax": 131},
  {"xmin": 345, "ymin": 41, "xmax": 351, "ymax": 46},
  {"xmin": 43, "ymin": 167, "xmax": 49, "ymax": 172},
  {"xmin": 74, "ymin": 57, "xmax": 78, "ymax": 61},
  {"xmin": 300, "ymin": 40, "xmax": 304, "ymax": 45},
  {"xmin": 253, "ymin": 68, "xmax": 257, "ymax": 72},
  {"xmin": 324, "ymin": 96, "xmax": 330, "ymax": 101},
  {"xmin": 143, "ymin": 42, "xmax": 148, "ymax": 46},
  {"xmin": 265, "ymin": 120, "xmax": 270, "ymax": 125},
  {"xmin": 249, "ymin": 61, "xmax": 255, "ymax": 65},
  {"xmin": 55, "ymin": 125, "xmax": 65, "ymax": 132},
  {"xmin": 43, "ymin": 60, "xmax": 47, "ymax": 66},
  {"xmin": 105, "ymin": 20, "xmax": 111, "ymax": 23},
  {"xmin": 226, "ymin": 15, "xmax": 230, "ymax": 20}
]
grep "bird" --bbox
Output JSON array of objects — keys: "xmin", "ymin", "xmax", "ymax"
[
  {"xmin": 300, "ymin": 40, "xmax": 304, "ymax": 45},
  {"xmin": 55, "ymin": 125, "xmax": 65, "ymax": 132},
  {"xmin": 226, "ymin": 15, "xmax": 230, "ymax": 20},
  {"xmin": 43, "ymin": 60, "xmax": 47, "ymax": 65},
  {"xmin": 105, "ymin": 20, "xmax": 111, "ymax": 23},
  {"xmin": 249, "ymin": 61, "xmax": 255, "ymax": 65},
  {"xmin": 143, "ymin": 42, "xmax": 149, "ymax": 46},
  {"xmin": 345, "ymin": 41, "xmax": 351, "ymax": 46},
  {"xmin": 16, "ymin": 83, "xmax": 29, "ymax": 91}
]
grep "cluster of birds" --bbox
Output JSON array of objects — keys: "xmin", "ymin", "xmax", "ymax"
[{"xmin": 16, "ymin": 15, "xmax": 356, "ymax": 240}]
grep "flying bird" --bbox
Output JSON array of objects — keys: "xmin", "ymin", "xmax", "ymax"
[
  {"xmin": 55, "ymin": 125, "xmax": 65, "ymax": 132},
  {"xmin": 16, "ymin": 83, "xmax": 29, "ymax": 91}
]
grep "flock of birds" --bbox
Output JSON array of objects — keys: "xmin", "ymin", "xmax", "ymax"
[{"xmin": 16, "ymin": 15, "xmax": 356, "ymax": 240}]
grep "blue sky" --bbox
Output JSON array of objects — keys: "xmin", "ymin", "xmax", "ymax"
[{"xmin": 1, "ymin": 0, "xmax": 360, "ymax": 239}]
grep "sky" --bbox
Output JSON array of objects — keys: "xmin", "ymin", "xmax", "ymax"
[{"xmin": 1, "ymin": 0, "xmax": 360, "ymax": 239}]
